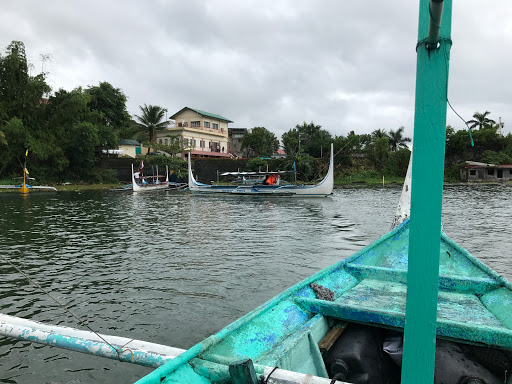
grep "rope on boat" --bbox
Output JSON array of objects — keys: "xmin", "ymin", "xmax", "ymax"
[
  {"xmin": 263, "ymin": 367, "xmax": 279, "ymax": 383},
  {"xmin": 0, "ymin": 254, "xmax": 129, "ymax": 361}
]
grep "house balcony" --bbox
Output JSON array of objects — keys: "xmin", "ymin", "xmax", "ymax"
[
  {"xmin": 185, "ymin": 148, "xmax": 230, "ymax": 158},
  {"xmin": 173, "ymin": 123, "xmax": 227, "ymax": 136}
]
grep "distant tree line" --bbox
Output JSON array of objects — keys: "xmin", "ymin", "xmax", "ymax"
[
  {"xmin": 241, "ymin": 112, "xmax": 511, "ymax": 182},
  {"xmin": 1, "ymin": 40, "xmax": 509, "ymax": 184},
  {"xmin": 241, "ymin": 122, "xmax": 412, "ymax": 181},
  {"xmin": 0, "ymin": 41, "xmax": 186, "ymax": 183}
]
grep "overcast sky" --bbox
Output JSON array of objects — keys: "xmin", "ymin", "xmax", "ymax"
[{"xmin": 1, "ymin": 0, "xmax": 510, "ymax": 142}]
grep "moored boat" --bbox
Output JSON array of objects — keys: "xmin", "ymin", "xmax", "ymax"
[
  {"xmin": 188, "ymin": 143, "xmax": 334, "ymax": 197},
  {"xmin": 0, "ymin": 150, "xmax": 57, "ymax": 193},
  {"xmin": 131, "ymin": 164, "xmax": 169, "ymax": 192}
]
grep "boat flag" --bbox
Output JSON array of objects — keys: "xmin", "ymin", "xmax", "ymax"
[
  {"xmin": 141, "ymin": 161, "xmax": 144, "ymax": 169},
  {"xmin": 25, "ymin": 149, "xmax": 28, "ymax": 157}
]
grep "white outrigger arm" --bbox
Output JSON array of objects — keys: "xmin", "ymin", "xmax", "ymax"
[{"xmin": 0, "ymin": 313, "xmax": 348, "ymax": 383}]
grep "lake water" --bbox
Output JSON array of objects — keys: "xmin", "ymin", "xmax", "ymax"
[{"xmin": 0, "ymin": 184, "xmax": 510, "ymax": 383}]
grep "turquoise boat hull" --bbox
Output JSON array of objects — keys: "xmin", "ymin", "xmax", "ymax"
[{"xmin": 136, "ymin": 219, "xmax": 512, "ymax": 383}]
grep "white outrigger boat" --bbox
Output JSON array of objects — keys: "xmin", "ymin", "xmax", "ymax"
[
  {"xmin": 188, "ymin": 143, "xmax": 334, "ymax": 197},
  {"xmin": 131, "ymin": 164, "xmax": 169, "ymax": 192}
]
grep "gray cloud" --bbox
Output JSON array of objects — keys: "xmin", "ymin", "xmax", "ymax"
[{"xmin": 0, "ymin": 0, "xmax": 510, "ymax": 142}]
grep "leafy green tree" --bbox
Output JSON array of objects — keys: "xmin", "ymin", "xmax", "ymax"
[
  {"xmin": 286, "ymin": 121, "xmax": 332, "ymax": 158},
  {"xmin": 373, "ymin": 136, "xmax": 390, "ymax": 170},
  {"xmin": 480, "ymin": 150, "xmax": 512, "ymax": 165},
  {"xmin": 467, "ymin": 111, "xmax": 496, "ymax": 131},
  {"xmin": 445, "ymin": 128, "xmax": 472, "ymax": 164},
  {"xmin": 85, "ymin": 82, "xmax": 130, "ymax": 147},
  {"xmin": 149, "ymin": 136, "xmax": 183, "ymax": 157},
  {"xmin": 242, "ymin": 126, "xmax": 279, "ymax": 157},
  {"xmin": 246, "ymin": 157, "xmax": 268, "ymax": 172},
  {"xmin": 332, "ymin": 135, "xmax": 353, "ymax": 167},
  {"xmin": 0, "ymin": 41, "xmax": 50, "ymax": 124},
  {"xmin": 86, "ymin": 82, "xmax": 130, "ymax": 129},
  {"xmin": 388, "ymin": 126, "xmax": 411, "ymax": 152},
  {"xmin": 67, "ymin": 122, "xmax": 99, "ymax": 174},
  {"xmin": 371, "ymin": 129, "xmax": 389, "ymax": 141},
  {"xmin": 282, "ymin": 128, "xmax": 299, "ymax": 155},
  {"xmin": 385, "ymin": 148, "xmax": 411, "ymax": 176},
  {"xmin": 133, "ymin": 104, "xmax": 168, "ymax": 144},
  {"xmin": 283, "ymin": 149, "xmax": 316, "ymax": 182},
  {"xmin": 0, "ymin": 118, "xmax": 29, "ymax": 176}
]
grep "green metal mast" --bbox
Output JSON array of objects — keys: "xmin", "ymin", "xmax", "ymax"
[{"xmin": 401, "ymin": 0, "xmax": 452, "ymax": 383}]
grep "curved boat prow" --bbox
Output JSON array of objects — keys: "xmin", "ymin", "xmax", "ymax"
[
  {"xmin": 391, "ymin": 152, "xmax": 412, "ymax": 229},
  {"xmin": 324, "ymin": 142, "xmax": 334, "ymax": 194},
  {"xmin": 295, "ymin": 142, "xmax": 333, "ymax": 196},
  {"xmin": 188, "ymin": 153, "xmax": 201, "ymax": 189},
  {"xmin": 131, "ymin": 164, "xmax": 136, "ymax": 186}
]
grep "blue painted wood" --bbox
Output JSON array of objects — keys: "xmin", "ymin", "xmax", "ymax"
[
  {"xmin": 229, "ymin": 359, "xmax": 259, "ymax": 384},
  {"xmin": 135, "ymin": 220, "xmax": 512, "ymax": 383},
  {"xmin": 402, "ymin": 0, "xmax": 453, "ymax": 381}
]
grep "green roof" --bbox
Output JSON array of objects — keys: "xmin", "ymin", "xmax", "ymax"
[
  {"xmin": 170, "ymin": 107, "xmax": 233, "ymax": 123},
  {"xmin": 118, "ymin": 139, "xmax": 140, "ymax": 146}
]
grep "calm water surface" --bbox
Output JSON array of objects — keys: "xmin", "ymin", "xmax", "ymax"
[{"xmin": 0, "ymin": 185, "xmax": 510, "ymax": 383}]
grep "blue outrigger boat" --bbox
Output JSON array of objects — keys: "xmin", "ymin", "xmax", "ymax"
[{"xmin": 1, "ymin": 0, "xmax": 510, "ymax": 383}]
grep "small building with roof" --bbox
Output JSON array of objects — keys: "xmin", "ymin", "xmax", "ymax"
[
  {"xmin": 118, "ymin": 139, "xmax": 143, "ymax": 158},
  {"xmin": 461, "ymin": 161, "xmax": 512, "ymax": 181},
  {"xmin": 157, "ymin": 107, "xmax": 233, "ymax": 158}
]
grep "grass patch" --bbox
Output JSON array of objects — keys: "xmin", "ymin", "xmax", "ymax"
[{"xmin": 335, "ymin": 170, "xmax": 405, "ymax": 185}]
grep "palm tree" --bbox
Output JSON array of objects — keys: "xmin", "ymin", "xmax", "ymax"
[
  {"xmin": 134, "ymin": 104, "xmax": 168, "ymax": 143},
  {"xmin": 371, "ymin": 129, "xmax": 388, "ymax": 141},
  {"xmin": 467, "ymin": 111, "xmax": 496, "ymax": 130},
  {"xmin": 388, "ymin": 126, "xmax": 411, "ymax": 152}
]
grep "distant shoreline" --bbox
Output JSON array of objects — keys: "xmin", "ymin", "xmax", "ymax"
[{"xmin": 1, "ymin": 180, "xmax": 510, "ymax": 193}]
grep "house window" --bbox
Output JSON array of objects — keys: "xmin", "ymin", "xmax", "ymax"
[
  {"xmin": 204, "ymin": 122, "xmax": 210, "ymax": 128},
  {"xmin": 178, "ymin": 122, "xmax": 189, "ymax": 127},
  {"xmin": 487, "ymin": 169, "xmax": 494, "ymax": 175},
  {"xmin": 159, "ymin": 139, "xmax": 162, "ymax": 144},
  {"xmin": 213, "ymin": 123, "xmax": 219, "ymax": 129},
  {"xmin": 191, "ymin": 121, "xmax": 200, "ymax": 128},
  {"xmin": 184, "ymin": 138, "xmax": 189, "ymax": 146},
  {"xmin": 469, "ymin": 170, "xmax": 476, "ymax": 176},
  {"xmin": 193, "ymin": 139, "xmax": 196, "ymax": 147},
  {"xmin": 164, "ymin": 138, "xmax": 168, "ymax": 145}
]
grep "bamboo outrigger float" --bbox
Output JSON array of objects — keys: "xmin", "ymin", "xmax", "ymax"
[{"xmin": 1, "ymin": 1, "xmax": 511, "ymax": 383}]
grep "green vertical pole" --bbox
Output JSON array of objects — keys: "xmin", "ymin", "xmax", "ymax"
[{"xmin": 401, "ymin": 1, "xmax": 452, "ymax": 383}]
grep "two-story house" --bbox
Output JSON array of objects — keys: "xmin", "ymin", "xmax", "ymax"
[{"xmin": 157, "ymin": 107, "xmax": 233, "ymax": 158}]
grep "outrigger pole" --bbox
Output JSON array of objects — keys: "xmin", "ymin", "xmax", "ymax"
[
  {"xmin": 0, "ymin": 313, "xmax": 184, "ymax": 368},
  {"xmin": 401, "ymin": 0, "xmax": 451, "ymax": 383},
  {"xmin": 20, "ymin": 149, "xmax": 30, "ymax": 194}
]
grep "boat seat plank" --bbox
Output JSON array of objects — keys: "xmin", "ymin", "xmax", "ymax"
[
  {"xmin": 345, "ymin": 263, "xmax": 500, "ymax": 294},
  {"xmin": 293, "ymin": 279, "xmax": 512, "ymax": 350}
]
